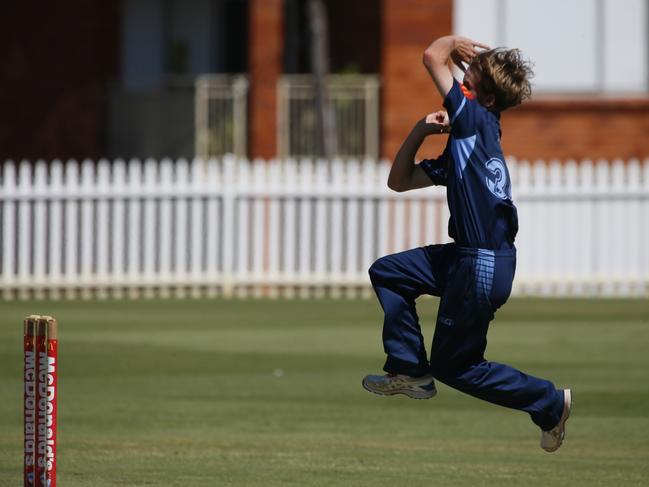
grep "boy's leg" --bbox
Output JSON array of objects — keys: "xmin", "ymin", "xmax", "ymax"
[
  {"xmin": 429, "ymin": 249, "xmax": 564, "ymax": 431},
  {"xmin": 368, "ymin": 244, "xmax": 452, "ymax": 377}
]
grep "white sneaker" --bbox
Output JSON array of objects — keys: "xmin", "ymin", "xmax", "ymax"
[
  {"xmin": 362, "ymin": 373, "xmax": 437, "ymax": 399},
  {"xmin": 541, "ymin": 389, "xmax": 572, "ymax": 452}
]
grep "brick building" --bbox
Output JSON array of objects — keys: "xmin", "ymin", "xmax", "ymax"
[{"xmin": 2, "ymin": 0, "xmax": 648, "ymax": 162}]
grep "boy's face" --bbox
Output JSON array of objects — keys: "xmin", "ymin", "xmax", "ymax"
[
  {"xmin": 462, "ymin": 63, "xmax": 481, "ymax": 99},
  {"xmin": 463, "ymin": 62, "xmax": 495, "ymax": 109}
]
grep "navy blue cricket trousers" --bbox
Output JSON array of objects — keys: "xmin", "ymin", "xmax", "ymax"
[{"xmin": 368, "ymin": 243, "xmax": 563, "ymax": 431}]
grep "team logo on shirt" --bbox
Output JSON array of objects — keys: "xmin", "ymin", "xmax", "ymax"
[{"xmin": 484, "ymin": 158, "xmax": 511, "ymax": 199}]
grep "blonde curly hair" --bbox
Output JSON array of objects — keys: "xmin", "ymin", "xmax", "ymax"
[{"xmin": 474, "ymin": 48, "xmax": 534, "ymax": 111}]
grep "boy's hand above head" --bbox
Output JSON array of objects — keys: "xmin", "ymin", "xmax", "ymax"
[
  {"xmin": 452, "ymin": 37, "xmax": 490, "ymax": 68},
  {"xmin": 423, "ymin": 35, "xmax": 490, "ymax": 98},
  {"xmin": 450, "ymin": 50, "xmax": 468, "ymax": 73}
]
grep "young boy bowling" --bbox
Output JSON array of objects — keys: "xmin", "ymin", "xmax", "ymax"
[{"xmin": 362, "ymin": 35, "xmax": 572, "ymax": 452}]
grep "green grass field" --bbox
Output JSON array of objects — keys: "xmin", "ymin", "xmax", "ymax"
[{"xmin": 1, "ymin": 297, "xmax": 648, "ymax": 486}]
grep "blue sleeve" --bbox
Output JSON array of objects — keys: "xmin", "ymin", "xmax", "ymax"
[
  {"xmin": 443, "ymin": 79, "xmax": 478, "ymax": 138},
  {"xmin": 419, "ymin": 149, "xmax": 449, "ymax": 186}
]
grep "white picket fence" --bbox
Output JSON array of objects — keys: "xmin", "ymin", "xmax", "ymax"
[{"xmin": 1, "ymin": 157, "xmax": 648, "ymax": 299}]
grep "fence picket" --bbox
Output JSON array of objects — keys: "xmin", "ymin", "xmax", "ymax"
[
  {"xmin": 96, "ymin": 160, "xmax": 110, "ymax": 294},
  {"xmin": 626, "ymin": 160, "xmax": 641, "ymax": 295},
  {"xmin": 49, "ymin": 161, "xmax": 64, "ymax": 297},
  {"xmin": 578, "ymin": 160, "xmax": 594, "ymax": 295},
  {"xmin": 282, "ymin": 159, "xmax": 298, "ymax": 296},
  {"xmin": 205, "ymin": 158, "xmax": 221, "ymax": 292},
  {"xmin": 346, "ymin": 159, "xmax": 360, "ymax": 286},
  {"xmin": 221, "ymin": 156, "xmax": 236, "ymax": 295},
  {"xmin": 361, "ymin": 158, "xmax": 376, "ymax": 272},
  {"xmin": 314, "ymin": 160, "xmax": 328, "ymax": 290},
  {"xmin": 594, "ymin": 160, "xmax": 611, "ymax": 295},
  {"xmin": 33, "ymin": 161, "xmax": 47, "ymax": 294},
  {"xmin": 424, "ymin": 190, "xmax": 436, "ymax": 246},
  {"xmin": 611, "ymin": 160, "xmax": 626, "ymax": 293},
  {"xmin": 515, "ymin": 160, "xmax": 531, "ymax": 294},
  {"xmin": 159, "ymin": 159, "xmax": 174, "ymax": 288},
  {"xmin": 642, "ymin": 160, "xmax": 649, "ymax": 295},
  {"xmin": 17, "ymin": 162, "xmax": 32, "ymax": 297},
  {"xmin": 111, "ymin": 160, "xmax": 126, "ymax": 295},
  {"xmin": 252, "ymin": 158, "xmax": 266, "ymax": 295},
  {"xmin": 408, "ymin": 196, "xmax": 421, "ymax": 249},
  {"xmin": 298, "ymin": 159, "xmax": 313, "ymax": 296},
  {"xmin": 237, "ymin": 158, "xmax": 251, "ymax": 296},
  {"xmin": 175, "ymin": 159, "xmax": 190, "ymax": 296},
  {"xmin": 267, "ymin": 158, "xmax": 281, "ymax": 294},
  {"xmin": 190, "ymin": 159, "xmax": 205, "ymax": 297},
  {"xmin": 79, "ymin": 160, "xmax": 95, "ymax": 298},
  {"xmin": 330, "ymin": 159, "xmax": 344, "ymax": 287},
  {"xmin": 64, "ymin": 161, "xmax": 80, "ymax": 297},
  {"xmin": 548, "ymin": 160, "xmax": 563, "ymax": 294},
  {"xmin": 561, "ymin": 160, "xmax": 578, "ymax": 293},
  {"xmin": 143, "ymin": 159, "xmax": 158, "ymax": 295},
  {"xmin": 393, "ymin": 195, "xmax": 406, "ymax": 253},
  {"xmin": 377, "ymin": 161, "xmax": 390, "ymax": 260},
  {"xmin": 127, "ymin": 160, "xmax": 142, "ymax": 297},
  {"xmin": 531, "ymin": 160, "xmax": 548, "ymax": 293}
]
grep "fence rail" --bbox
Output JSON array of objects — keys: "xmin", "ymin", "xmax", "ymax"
[{"xmin": 1, "ymin": 157, "xmax": 648, "ymax": 299}]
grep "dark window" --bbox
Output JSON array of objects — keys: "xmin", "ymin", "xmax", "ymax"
[{"xmin": 284, "ymin": 0, "xmax": 380, "ymax": 74}]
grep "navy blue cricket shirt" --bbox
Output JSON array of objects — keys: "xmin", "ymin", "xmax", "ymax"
[{"xmin": 420, "ymin": 79, "xmax": 518, "ymax": 250}]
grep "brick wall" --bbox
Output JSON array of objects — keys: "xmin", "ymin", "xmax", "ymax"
[
  {"xmin": 0, "ymin": 1, "xmax": 119, "ymax": 161},
  {"xmin": 502, "ymin": 97, "xmax": 649, "ymax": 161},
  {"xmin": 380, "ymin": 0, "xmax": 453, "ymax": 161},
  {"xmin": 248, "ymin": 0, "xmax": 284, "ymax": 159}
]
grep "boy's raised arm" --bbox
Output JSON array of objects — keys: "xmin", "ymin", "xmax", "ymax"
[{"xmin": 423, "ymin": 35, "xmax": 490, "ymax": 97}]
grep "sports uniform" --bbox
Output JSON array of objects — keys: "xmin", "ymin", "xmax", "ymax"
[{"xmin": 367, "ymin": 80, "xmax": 565, "ymax": 431}]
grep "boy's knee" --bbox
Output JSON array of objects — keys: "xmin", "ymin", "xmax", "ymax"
[
  {"xmin": 368, "ymin": 256, "xmax": 390, "ymax": 284},
  {"xmin": 430, "ymin": 351, "xmax": 486, "ymax": 382}
]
